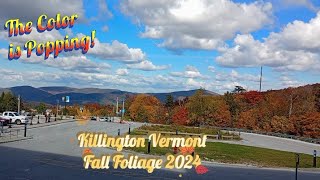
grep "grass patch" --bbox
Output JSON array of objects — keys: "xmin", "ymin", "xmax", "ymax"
[{"xmin": 127, "ymin": 142, "xmax": 320, "ymax": 168}]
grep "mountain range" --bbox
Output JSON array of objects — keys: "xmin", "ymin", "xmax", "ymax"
[{"xmin": 0, "ymin": 86, "xmax": 219, "ymax": 105}]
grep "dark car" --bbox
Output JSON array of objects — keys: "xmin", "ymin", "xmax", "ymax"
[
  {"xmin": 90, "ymin": 116, "xmax": 97, "ymax": 121},
  {"xmin": 0, "ymin": 116, "xmax": 10, "ymax": 126}
]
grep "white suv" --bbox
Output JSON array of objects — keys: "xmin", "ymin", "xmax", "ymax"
[{"xmin": 1, "ymin": 112, "xmax": 29, "ymax": 125}]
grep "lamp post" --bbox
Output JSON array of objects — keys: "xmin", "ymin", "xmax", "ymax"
[
  {"xmin": 314, "ymin": 150, "xmax": 317, "ymax": 168},
  {"xmin": 24, "ymin": 122, "xmax": 27, "ymax": 137},
  {"xmin": 295, "ymin": 154, "xmax": 300, "ymax": 180},
  {"xmin": 120, "ymin": 98, "xmax": 125, "ymax": 123}
]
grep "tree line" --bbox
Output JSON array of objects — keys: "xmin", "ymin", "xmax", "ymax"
[
  {"xmin": 2, "ymin": 83, "xmax": 320, "ymax": 138},
  {"xmin": 120, "ymin": 84, "xmax": 320, "ymax": 138}
]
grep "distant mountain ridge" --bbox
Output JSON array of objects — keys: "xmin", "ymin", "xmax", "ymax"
[{"xmin": 0, "ymin": 86, "xmax": 219, "ymax": 105}]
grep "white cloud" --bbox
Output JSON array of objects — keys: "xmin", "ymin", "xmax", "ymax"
[
  {"xmin": 281, "ymin": 0, "xmax": 318, "ymax": 11},
  {"xmin": 0, "ymin": 68, "xmax": 63, "ymax": 87},
  {"xmin": 0, "ymin": 29, "xmax": 64, "ymax": 46},
  {"xmin": 90, "ymin": 0, "xmax": 113, "ymax": 22},
  {"xmin": 186, "ymin": 78, "xmax": 208, "ymax": 89},
  {"xmin": 121, "ymin": 0, "xmax": 273, "ymax": 51},
  {"xmin": 116, "ymin": 68, "xmax": 129, "ymax": 76},
  {"xmin": 215, "ymin": 69, "xmax": 260, "ymax": 82},
  {"xmin": 127, "ymin": 60, "xmax": 170, "ymax": 71},
  {"xmin": 0, "ymin": 48, "xmax": 110, "ymax": 73},
  {"xmin": 0, "ymin": 0, "xmax": 85, "ymax": 25},
  {"xmin": 216, "ymin": 13, "xmax": 320, "ymax": 72},
  {"xmin": 208, "ymin": 66, "xmax": 215, "ymax": 73},
  {"xmin": 101, "ymin": 25, "xmax": 109, "ymax": 32},
  {"xmin": 97, "ymin": 0, "xmax": 113, "ymax": 18},
  {"xmin": 171, "ymin": 65, "xmax": 208, "ymax": 79},
  {"xmin": 279, "ymin": 75, "xmax": 302, "ymax": 87},
  {"xmin": 89, "ymin": 39, "xmax": 147, "ymax": 63},
  {"xmin": 0, "ymin": 30, "xmax": 152, "ymax": 65}
]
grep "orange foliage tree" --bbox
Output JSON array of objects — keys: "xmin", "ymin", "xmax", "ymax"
[
  {"xmin": 208, "ymin": 97, "xmax": 231, "ymax": 127},
  {"xmin": 129, "ymin": 94, "xmax": 161, "ymax": 123},
  {"xmin": 237, "ymin": 109, "xmax": 258, "ymax": 130},
  {"xmin": 172, "ymin": 106, "xmax": 189, "ymax": 126},
  {"xmin": 292, "ymin": 112, "xmax": 320, "ymax": 138},
  {"xmin": 270, "ymin": 116, "xmax": 295, "ymax": 134},
  {"xmin": 243, "ymin": 91, "xmax": 263, "ymax": 106}
]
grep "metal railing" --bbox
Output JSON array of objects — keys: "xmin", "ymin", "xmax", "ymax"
[{"xmin": 0, "ymin": 128, "xmax": 22, "ymax": 139}]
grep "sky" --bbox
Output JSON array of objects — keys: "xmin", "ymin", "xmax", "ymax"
[{"xmin": 0, "ymin": 0, "xmax": 319, "ymax": 93}]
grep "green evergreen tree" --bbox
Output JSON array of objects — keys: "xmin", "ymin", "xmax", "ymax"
[{"xmin": 165, "ymin": 94, "xmax": 174, "ymax": 109}]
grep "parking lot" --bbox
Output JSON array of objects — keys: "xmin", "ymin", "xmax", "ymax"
[{"xmin": 1, "ymin": 118, "xmax": 142, "ymax": 155}]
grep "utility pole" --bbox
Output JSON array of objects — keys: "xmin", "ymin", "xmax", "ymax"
[
  {"xmin": 18, "ymin": 95, "xmax": 20, "ymax": 114},
  {"xmin": 64, "ymin": 98, "xmax": 67, "ymax": 116},
  {"xmin": 121, "ymin": 99, "xmax": 125, "ymax": 121},
  {"xmin": 116, "ymin": 97, "xmax": 119, "ymax": 116},
  {"xmin": 56, "ymin": 100, "xmax": 59, "ymax": 116},
  {"xmin": 259, "ymin": 66, "xmax": 263, "ymax": 92}
]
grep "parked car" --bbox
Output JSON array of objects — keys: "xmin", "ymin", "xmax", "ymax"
[
  {"xmin": 90, "ymin": 116, "xmax": 97, "ymax": 121},
  {"xmin": 1, "ymin": 111, "xmax": 29, "ymax": 125},
  {"xmin": 0, "ymin": 116, "xmax": 10, "ymax": 126},
  {"xmin": 99, "ymin": 117, "xmax": 109, "ymax": 122}
]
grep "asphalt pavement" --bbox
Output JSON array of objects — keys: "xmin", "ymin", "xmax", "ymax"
[
  {"xmin": 0, "ymin": 120, "xmax": 319, "ymax": 180},
  {"xmin": 222, "ymin": 132, "xmax": 320, "ymax": 155}
]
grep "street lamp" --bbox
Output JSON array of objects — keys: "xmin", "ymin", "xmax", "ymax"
[
  {"xmin": 314, "ymin": 150, "xmax": 317, "ymax": 168},
  {"xmin": 295, "ymin": 154, "xmax": 300, "ymax": 180}
]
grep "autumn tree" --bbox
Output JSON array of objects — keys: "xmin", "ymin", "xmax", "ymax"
[
  {"xmin": 243, "ymin": 91, "xmax": 263, "ymax": 106},
  {"xmin": 67, "ymin": 105, "xmax": 80, "ymax": 116},
  {"xmin": 207, "ymin": 96, "xmax": 231, "ymax": 127},
  {"xmin": 292, "ymin": 112, "xmax": 320, "ymax": 138},
  {"xmin": 186, "ymin": 89, "xmax": 220, "ymax": 126},
  {"xmin": 154, "ymin": 105, "xmax": 167, "ymax": 124},
  {"xmin": 172, "ymin": 106, "xmax": 189, "ymax": 126},
  {"xmin": 224, "ymin": 92, "xmax": 239, "ymax": 128},
  {"xmin": 270, "ymin": 116, "xmax": 295, "ymax": 134},
  {"xmin": 129, "ymin": 94, "xmax": 161, "ymax": 123},
  {"xmin": 36, "ymin": 103, "xmax": 47, "ymax": 114},
  {"xmin": 186, "ymin": 89, "xmax": 206, "ymax": 126},
  {"xmin": 85, "ymin": 103, "xmax": 101, "ymax": 115},
  {"xmin": 315, "ymin": 87, "xmax": 320, "ymax": 112},
  {"xmin": 237, "ymin": 109, "xmax": 258, "ymax": 130}
]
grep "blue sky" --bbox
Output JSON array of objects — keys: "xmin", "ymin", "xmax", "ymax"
[{"xmin": 0, "ymin": 0, "xmax": 319, "ymax": 93}]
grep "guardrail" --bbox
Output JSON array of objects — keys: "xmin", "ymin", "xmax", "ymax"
[{"xmin": 0, "ymin": 128, "xmax": 22, "ymax": 139}]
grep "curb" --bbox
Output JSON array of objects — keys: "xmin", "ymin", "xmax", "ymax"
[{"xmin": 0, "ymin": 136, "xmax": 33, "ymax": 144}]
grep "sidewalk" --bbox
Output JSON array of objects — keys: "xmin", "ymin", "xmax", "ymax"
[{"xmin": 0, "ymin": 135, "xmax": 32, "ymax": 144}]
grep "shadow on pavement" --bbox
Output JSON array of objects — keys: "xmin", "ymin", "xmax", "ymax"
[{"xmin": 0, "ymin": 146, "xmax": 319, "ymax": 180}]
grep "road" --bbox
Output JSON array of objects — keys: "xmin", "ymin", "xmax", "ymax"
[
  {"xmin": 0, "ymin": 121, "xmax": 319, "ymax": 179},
  {"xmin": 216, "ymin": 132, "xmax": 320, "ymax": 155}
]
